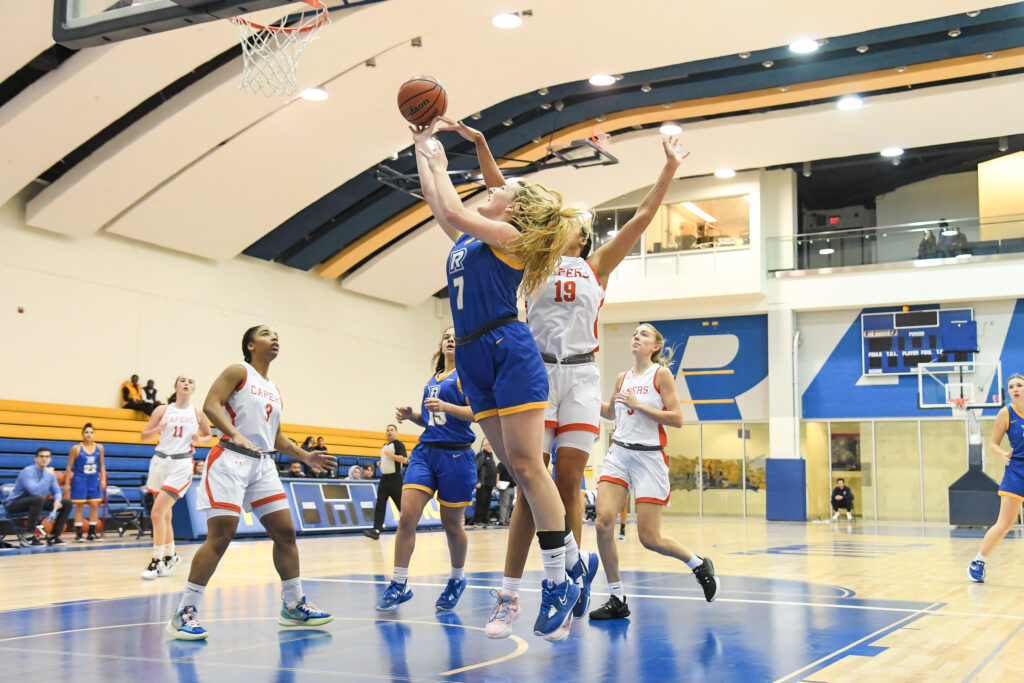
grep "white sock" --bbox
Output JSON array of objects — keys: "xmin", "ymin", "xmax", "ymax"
[
  {"xmin": 501, "ymin": 576, "xmax": 522, "ymax": 596},
  {"xmin": 281, "ymin": 577, "xmax": 303, "ymax": 608},
  {"xmin": 975, "ymin": 553, "xmax": 988, "ymax": 563},
  {"xmin": 177, "ymin": 581, "xmax": 205, "ymax": 612},
  {"xmin": 541, "ymin": 545, "xmax": 566, "ymax": 583},
  {"xmin": 166, "ymin": 541, "xmax": 175, "ymax": 557},
  {"xmin": 152, "ymin": 544, "xmax": 164, "ymax": 560},
  {"xmin": 392, "ymin": 566, "xmax": 409, "ymax": 584},
  {"xmin": 608, "ymin": 581, "xmax": 624, "ymax": 599},
  {"xmin": 450, "ymin": 566, "xmax": 465, "ymax": 581},
  {"xmin": 685, "ymin": 554, "xmax": 702, "ymax": 570},
  {"xmin": 564, "ymin": 531, "xmax": 581, "ymax": 570}
]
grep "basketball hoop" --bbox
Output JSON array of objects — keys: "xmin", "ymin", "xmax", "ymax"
[
  {"xmin": 590, "ymin": 126, "xmax": 611, "ymax": 150},
  {"xmin": 948, "ymin": 397, "xmax": 969, "ymax": 418},
  {"xmin": 229, "ymin": 0, "xmax": 329, "ymax": 97}
]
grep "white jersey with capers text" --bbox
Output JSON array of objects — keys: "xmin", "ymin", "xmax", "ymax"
[
  {"xmin": 525, "ymin": 255, "xmax": 605, "ymax": 358},
  {"xmin": 224, "ymin": 361, "xmax": 282, "ymax": 452},
  {"xmin": 612, "ymin": 364, "xmax": 667, "ymax": 447},
  {"xmin": 156, "ymin": 404, "xmax": 201, "ymax": 455}
]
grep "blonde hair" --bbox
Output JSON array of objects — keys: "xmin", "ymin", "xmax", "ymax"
[
  {"xmin": 506, "ymin": 181, "xmax": 592, "ymax": 297},
  {"xmin": 637, "ymin": 323, "xmax": 675, "ymax": 368}
]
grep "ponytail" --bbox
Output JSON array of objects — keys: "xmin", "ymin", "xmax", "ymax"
[{"xmin": 637, "ymin": 323, "xmax": 674, "ymax": 368}]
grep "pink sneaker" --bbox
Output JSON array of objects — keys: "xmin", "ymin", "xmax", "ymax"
[{"xmin": 484, "ymin": 589, "xmax": 519, "ymax": 639}]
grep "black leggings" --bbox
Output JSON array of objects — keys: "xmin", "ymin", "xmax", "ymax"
[{"xmin": 372, "ymin": 473, "xmax": 403, "ymax": 531}]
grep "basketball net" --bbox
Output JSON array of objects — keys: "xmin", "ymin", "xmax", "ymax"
[{"xmin": 229, "ymin": 0, "xmax": 329, "ymax": 97}]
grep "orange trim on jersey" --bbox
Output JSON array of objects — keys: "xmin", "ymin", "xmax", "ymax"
[
  {"xmin": 616, "ymin": 372, "xmax": 627, "ymax": 393},
  {"xmin": 234, "ymin": 367, "xmax": 248, "ymax": 393},
  {"xmin": 475, "ymin": 408, "xmax": 500, "ymax": 420},
  {"xmin": 438, "ymin": 497, "xmax": 472, "ymax": 508},
  {"xmin": 403, "ymin": 483, "xmax": 435, "ymax": 496},
  {"xmin": 659, "ymin": 424, "xmax": 667, "ymax": 447},
  {"xmin": 653, "ymin": 367, "xmax": 661, "ymax": 393},
  {"xmin": 251, "ymin": 493, "xmax": 287, "ymax": 508},
  {"xmin": 1011, "ymin": 404, "xmax": 1024, "ymax": 420},
  {"xmin": 545, "ymin": 420, "xmax": 559, "ymax": 430},
  {"xmin": 497, "ymin": 401, "xmax": 547, "ymax": 416},
  {"xmin": 204, "ymin": 445, "xmax": 241, "ymax": 513},
  {"xmin": 224, "ymin": 402, "xmax": 237, "ymax": 423},
  {"xmin": 636, "ymin": 495, "xmax": 670, "ymax": 506},
  {"xmin": 998, "ymin": 490, "xmax": 1024, "ymax": 501},
  {"xmin": 556, "ymin": 423, "xmax": 600, "ymax": 436},
  {"xmin": 489, "ymin": 245, "xmax": 525, "ymax": 270},
  {"xmin": 599, "ymin": 475, "xmax": 629, "ymax": 489},
  {"xmin": 434, "ymin": 368, "xmax": 456, "ymax": 382}
]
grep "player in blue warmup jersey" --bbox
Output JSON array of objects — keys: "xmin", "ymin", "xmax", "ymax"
[
  {"xmin": 412, "ymin": 118, "xmax": 581, "ymax": 641},
  {"xmin": 376, "ymin": 327, "xmax": 477, "ymax": 612},
  {"xmin": 969, "ymin": 373, "xmax": 1024, "ymax": 582},
  {"xmin": 63, "ymin": 422, "xmax": 106, "ymax": 542}
]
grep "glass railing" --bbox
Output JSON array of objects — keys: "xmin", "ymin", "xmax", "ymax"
[{"xmin": 767, "ymin": 215, "xmax": 1024, "ymax": 273}]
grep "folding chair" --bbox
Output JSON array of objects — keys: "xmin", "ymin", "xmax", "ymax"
[
  {"xmin": 105, "ymin": 485, "xmax": 147, "ymax": 538},
  {"xmin": 0, "ymin": 483, "xmax": 31, "ymax": 548}
]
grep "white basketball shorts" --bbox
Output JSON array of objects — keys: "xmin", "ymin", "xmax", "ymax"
[
  {"xmin": 146, "ymin": 453, "xmax": 195, "ymax": 499},
  {"xmin": 196, "ymin": 444, "xmax": 288, "ymax": 518},
  {"xmin": 598, "ymin": 442, "xmax": 671, "ymax": 505},
  {"xmin": 543, "ymin": 362, "xmax": 601, "ymax": 453}
]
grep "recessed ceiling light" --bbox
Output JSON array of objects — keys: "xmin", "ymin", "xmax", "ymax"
[
  {"xmin": 589, "ymin": 74, "xmax": 615, "ymax": 86},
  {"xmin": 819, "ymin": 247, "xmax": 835, "ymax": 255},
  {"xmin": 856, "ymin": 45, "xmax": 870, "ymax": 53},
  {"xmin": 660, "ymin": 123, "xmax": 682, "ymax": 135},
  {"xmin": 948, "ymin": 28, "xmax": 962, "ymax": 38},
  {"xmin": 837, "ymin": 95, "xmax": 863, "ymax": 110},
  {"xmin": 714, "ymin": 169, "xmax": 736, "ymax": 179},
  {"xmin": 789, "ymin": 38, "xmax": 820, "ymax": 54},
  {"xmin": 299, "ymin": 88, "xmax": 328, "ymax": 101},
  {"xmin": 492, "ymin": 13, "xmax": 522, "ymax": 29},
  {"xmin": 880, "ymin": 147, "xmax": 904, "ymax": 157}
]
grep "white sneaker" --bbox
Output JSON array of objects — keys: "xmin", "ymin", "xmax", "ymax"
[
  {"xmin": 484, "ymin": 590, "xmax": 519, "ymax": 639},
  {"xmin": 846, "ymin": 511, "xmax": 853, "ymax": 520},
  {"xmin": 831, "ymin": 511, "xmax": 840, "ymax": 521},
  {"xmin": 158, "ymin": 554, "xmax": 182, "ymax": 577},
  {"xmin": 141, "ymin": 558, "xmax": 163, "ymax": 580}
]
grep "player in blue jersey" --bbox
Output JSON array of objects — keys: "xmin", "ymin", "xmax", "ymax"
[
  {"xmin": 969, "ymin": 373, "xmax": 1024, "ymax": 582},
  {"xmin": 412, "ymin": 118, "xmax": 582, "ymax": 641},
  {"xmin": 376, "ymin": 327, "xmax": 477, "ymax": 612},
  {"xmin": 63, "ymin": 422, "xmax": 106, "ymax": 542}
]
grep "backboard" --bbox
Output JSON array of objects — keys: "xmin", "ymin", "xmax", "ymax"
[
  {"xmin": 917, "ymin": 361, "xmax": 1004, "ymax": 410},
  {"xmin": 52, "ymin": 1, "xmax": 300, "ymax": 48}
]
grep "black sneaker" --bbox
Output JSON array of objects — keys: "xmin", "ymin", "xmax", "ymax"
[
  {"xmin": 362, "ymin": 529, "xmax": 380, "ymax": 540},
  {"xmin": 28, "ymin": 537, "xmax": 44, "ymax": 546},
  {"xmin": 693, "ymin": 557, "xmax": 719, "ymax": 602},
  {"xmin": 74, "ymin": 531, "xmax": 84, "ymax": 543},
  {"xmin": 47, "ymin": 536, "xmax": 64, "ymax": 546},
  {"xmin": 618, "ymin": 525, "xmax": 626, "ymax": 540},
  {"xmin": 86, "ymin": 531, "xmax": 98, "ymax": 541},
  {"xmin": 589, "ymin": 595, "xmax": 629, "ymax": 620}
]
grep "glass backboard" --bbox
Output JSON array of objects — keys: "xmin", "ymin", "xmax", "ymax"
[{"xmin": 917, "ymin": 361, "xmax": 1004, "ymax": 410}]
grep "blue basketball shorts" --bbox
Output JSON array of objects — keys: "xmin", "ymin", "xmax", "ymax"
[
  {"xmin": 456, "ymin": 321, "xmax": 548, "ymax": 420},
  {"xmin": 999, "ymin": 459, "xmax": 1024, "ymax": 501},
  {"xmin": 70, "ymin": 475, "xmax": 102, "ymax": 502},
  {"xmin": 403, "ymin": 443, "xmax": 476, "ymax": 507}
]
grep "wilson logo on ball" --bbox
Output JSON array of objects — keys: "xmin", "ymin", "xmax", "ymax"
[{"xmin": 397, "ymin": 75, "xmax": 448, "ymax": 125}]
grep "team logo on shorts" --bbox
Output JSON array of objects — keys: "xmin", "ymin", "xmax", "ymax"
[{"xmin": 448, "ymin": 248, "xmax": 467, "ymax": 274}]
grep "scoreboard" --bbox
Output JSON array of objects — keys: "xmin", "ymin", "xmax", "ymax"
[{"xmin": 860, "ymin": 308, "xmax": 975, "ymax": 376}]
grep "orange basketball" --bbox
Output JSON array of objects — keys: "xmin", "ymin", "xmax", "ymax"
[{"xmin": 397, "ymin": 75, "xmax": 448, "ymax": 127}]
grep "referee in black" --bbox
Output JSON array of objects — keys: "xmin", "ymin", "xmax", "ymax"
[{"xmin": 364, "ymin": 424, "xmax": 408, "ymax": 539}]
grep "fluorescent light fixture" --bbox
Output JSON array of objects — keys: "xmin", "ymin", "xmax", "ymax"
[
  {"xmin": 880, "ymin": 147, "xmax": 904, "ymax": 157},
  {"xmin": 789, "ymin": 38, "xmax": 820, "ymax": 54},
  {"xmin": 492, "ymin": 13, "xmax": 522, "ymax": 29},
  {"xmin": 714, "ymin": 168, "xmax": 736, "ymax": 179},
  {"xmin": 659, "ymin": 123, "xmax": 682, "ymax": 135},
  {"xmin": 589, "ymin": 74, "xmax": 616, "ymax": 86},
  {"xmin": 299, "ymin": 88, "xmax": 328, "ymax": 101},
  {"xmin": 682, "ymin": 202, "xmax": 717, "ymax": 223},
  {"xmin": 837, "ymin": 95, "xmax": 863, "ymax": 110},
  {"xmin": 818, "ymin": 247, "xmax": 835, "ymax": 255}
]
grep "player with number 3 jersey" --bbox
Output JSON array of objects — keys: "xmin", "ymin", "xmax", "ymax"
[{"xmin": 375, "ymin": 327, "xmax": 478, "ymax": 612}]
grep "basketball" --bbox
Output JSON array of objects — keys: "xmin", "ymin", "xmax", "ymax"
[{"xmin": 397, "ymin": 75, "xmax": 448, "ymax": 127}]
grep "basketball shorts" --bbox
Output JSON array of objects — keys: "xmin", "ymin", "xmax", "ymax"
[
  {"xmin": 70, "ymin": 475, "xmax": 102, "ymax": 502},
  {"xmin": 403, "ymin": 443, "xmax": 476, "ymax": 507},
  {"xmin": 999, "ymin": 459, "xmax": 1024, "ymax": 501},
  {"xmin": 598, "ymin": 443, "xmax": 671, "ymax": 505},
  {"xmin": 456, "ymin": 321, "xmax": 548, "ymax": 420},
  {"xmin": 197, "ymin": 444, "xmax": 288, "ymax": 518},
  {"xmin": 543, "ymin": 362, "xmax": 601, "ymax": 452},
  {"xmin": 146, "ymin": 452, "xmax": 195, "ymax": 500}
]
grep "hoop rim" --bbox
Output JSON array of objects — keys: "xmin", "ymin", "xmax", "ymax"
[{"xmin": 229, "ymin": 0, "xmax": 328, "ymax": 33}]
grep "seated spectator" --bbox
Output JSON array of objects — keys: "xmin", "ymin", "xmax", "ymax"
[
  {"xmin": 917, "ymin": 230, "xmax": 937, "ymax": 259},
  {"xmin": 315, "ymin": 436, "xmax": 327, "ymax": 451},
  {"xmin": 830, "ymin": 478, "xmax": 854, "ymax": 521},
  {"xmin": 3, "ymin": 448, "xmax": 72, "ymax": 545},
  {"xmin": 362, "ymin": 463, "xmax": 377, "ymax": 480},
  {"xmin": 287, "ymin": 462, "xmax": 306, "ymax": 478},
  {"xmin": 142, "ymin": 379, "xmax": 163, "ymax": 410},
  {"xmin": 301, "ymin": 436, "xmax": 315, "ymax": 450},
  {"xmin": 950, "ymin": 227, "xmax": 970, "ymax": 255},
  {"xmin": 347, "ymin": 465, "xmax": 363, "ymax": 480},
  {"xmin": 193, "ymin": 460, "xmax": 205, "ymax": 476},
  {"xmin": 121, "ymin": 374, "xmax": 154, "ymax": 415}
]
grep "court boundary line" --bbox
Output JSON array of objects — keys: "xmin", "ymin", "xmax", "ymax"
[{"xmin": 960, "ymin": 619, "xmax": 1024, "ymax": 682}]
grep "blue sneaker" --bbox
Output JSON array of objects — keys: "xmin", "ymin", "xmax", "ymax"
[
  {"xmin": 568, "ymin": 551, "xmax": 599, "ymax": 618},
  {"xmin": 968, "ymin": 559, "xmax": 986, "ymax": 583},
  {"xmin": 166, "ymin": 605, "xmax": 208, "ymax": 640},
  {"xmin": 435, "ymin": 577, "xmax": 467, "ymax": 611},
  {"xmin": 533, "ymin": 577, "xmax": 580, "ymax": 641},
  {"xmin": 279, "ymin": 597, "xmax": 333, "ymax": 627},
  {"xmin": 375, "ymin": 580, "xmax": 413, "ymax": 612}
]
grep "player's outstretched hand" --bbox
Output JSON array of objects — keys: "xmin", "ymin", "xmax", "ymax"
[
  {"xmin": 662, "ymin": 135, "xmax": 689, "ymax": 166},
  {"xmin": 437, "ymin": 117, "xmax": 484, "ymax": 144},
  {"xmin": 305, "ymin": 450, "xmax": 338, "ymax": 474},
  {"xmin": 395, "ymin": 406, "xmax": 414, "ymax": 422}
]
